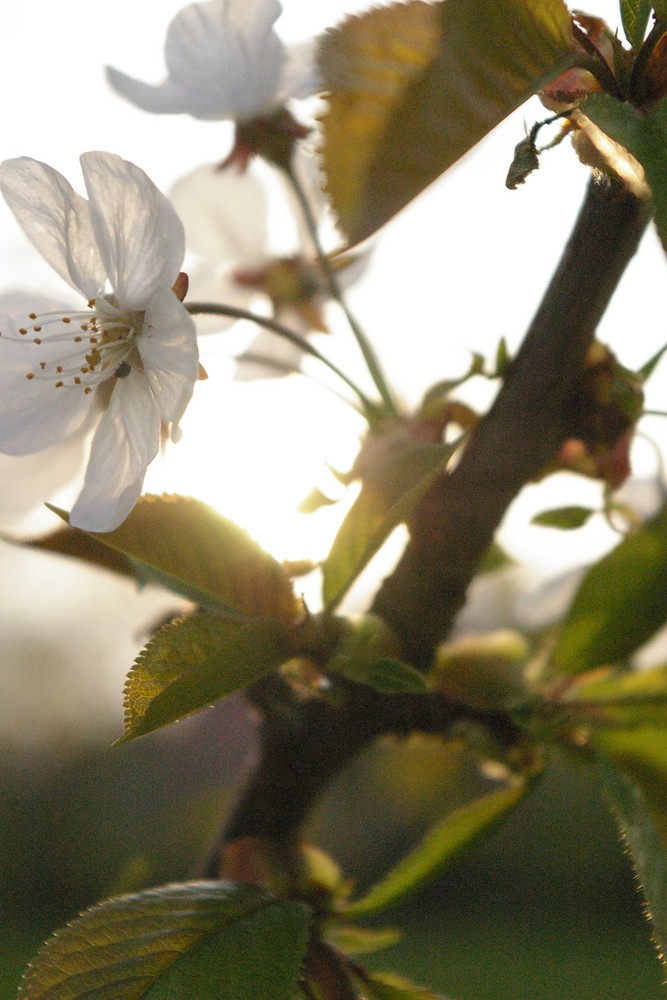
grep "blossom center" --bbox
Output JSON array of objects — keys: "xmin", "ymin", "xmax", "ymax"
[{"xmin": 0, "ymin": 297, "xmax": 144, "ymax": 396}]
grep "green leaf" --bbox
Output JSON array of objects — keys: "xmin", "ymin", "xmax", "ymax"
[
  {"xmin": 355, "ymin": 971, "xmax": 448, "ymax": 999},
  {"xmin": 323, "ymin": 441, "xmax": 456, "ymax": 608},
  {"xmin": 49, "ymin": 495, "xmax": 298, "ymax": 622},
  {"xmin": 582, "ymin": 93, "xmax": 667, "ymax": 251},
  {"xmin": 620, "ymin": 0, "xmax": 653, "ymax": 50},
  {"xmin": 326, "ymin": 924, "xmax": 401, "ymax": 956},
  {"xmin": 552, "ymin": 503, "xmax": 667, "ymax": 675},
  {"xmin": 319, "ymin": 0, "xmax": 575, "ymax": 243},
  {"xmin": 344, "ymin": 782, "xmax": 528, "ymax": 917},
  {"xmin": 599, "ymin": 751, "xmax": 667, "ymax": 962},
  {"xmin": 342, "ymin": 658, "xmax": 429, "ymax": 694},
  {"xmin": 297, "ymin": 486, "xmax": 340, "ymax": 514},
  {"xmin": 532, "ymin": 505, "xmax": 595, "ymax": 529},
  {"xmin": 17, "ymin": 524, "xmax": 139, "ymax": 579},
  {"xmin": 17, "ymin": 881, "xmax": 310, "ymax": 1000},
  {"xmin": 555, "ymin": 664, "xmax": 667, "ymax": 728},
  {"xmin": 119, "ymin": 611, "xmax": 290, "ymax": 742}
]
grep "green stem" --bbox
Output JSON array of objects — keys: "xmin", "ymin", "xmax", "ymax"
[
  {"xmin": 186, "ymin": 301, "xmax": 376, "ymax": 415},
  {"xmin": 283, "ymin": 161, "xmax": 400, "ymax": 415}
]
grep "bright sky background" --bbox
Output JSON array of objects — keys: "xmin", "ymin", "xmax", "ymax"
[{"xmin": 0, "ymin": 0, "xmax": 665, "ymax": 742}]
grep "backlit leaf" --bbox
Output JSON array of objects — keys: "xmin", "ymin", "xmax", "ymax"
[
  {"xmin": 355, "ymin": 971, "xmax": 449, "ymax": 999},
  {"xmin": 322, "ymin": 441, "xmax": 456, "ymax": 608},
  {"xmin": 49, "ymin": 495, "xmax": 298, "ymax": 622},
  {"xmin": 19, "ymin": 524, "xmax": 137, "ymax": 578},
  {"xmin": 598, "ymin": 750, "xmax": 667, "ymax": 962},
  {"xmin": 339, "ymin": 658, "xmax": 429, "ymax": 694},
  {"xmin": 556, "ymin": 664, "xmax": 667, "ymax": 728},
  {"xmin": 552, "ymin": 502, "xmax": 667, "ymax": 675},
  {"xmin": 319, "ymin": 0, "xmax": 575, "ymax": 243},
  {"xmin": 18, "ymin": 881, "xmax": 310, "ymax": 1000},
  {"xmin": 582, "ymin": 93, "xmax": 667, "ymax": 250},
  {"xmin": 119, "ymin": 611, "xmax": 290, "ymax": 741},
  {"xmin": 344, "ymin": 782, "xmax": 528, "ymax": 917},
  {"xmin": 326, "ymin": 924, "xmax": 401, "ymax": 956},
  {"xmin": 532, "ymin": 505, "xmax": 595, "ymax": 529}
]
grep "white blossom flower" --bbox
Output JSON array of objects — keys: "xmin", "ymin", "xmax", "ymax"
[
  {"xmin": 0, "ymin": 152, "xmax": 199, "ymax": 532},
  {"xmin": 171, "ymin": 161, "xmax": 369, "ymax": 379},
  {"xmin": 106, "ymin": 0, "xmax": 318, "ymax": 122}
]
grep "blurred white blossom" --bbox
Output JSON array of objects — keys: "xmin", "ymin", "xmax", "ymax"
[
  {"xmin": 0, "ymin": 152, "xmax": 199, "ymax": 532},
  {"xmin": 171, "ymin": 161, "xmax": 369, "ymax": 378},
  {"xmin": 106, "ymin": 0, "xmax": 319, "ymax": 122}
]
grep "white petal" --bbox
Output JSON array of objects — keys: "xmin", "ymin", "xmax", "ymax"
[
  {"xmin": 235, "ymin": 329, "xmax": 305, "ymax": 381},
  {"xmin": 80, "ymin": 152, "xmax": 185, "ymax": 310},
  {"xmin": 165, "ymin": 0, "xmax": 285, "ymax": 120},
  {"xmin": 0, "ymin": 303, "xmax": 93, "ymax": 455},
  {"xmin": 178, "ymin": 261, "xmax": 255, "ymax": 334},
  {"xmin": 106, "ymin": 0, "xmax": 285, "ymax": 121},
  {"xmin": 0, "ymin": 158, "xmax": 106, "ymax": 299},
  {"xmin": 105, "ymin": 68, "xmax": 205, "ymax": 117},
  {"xmin": 170, "ymin": 165, "xmax": 268, "ymax": 264},
  {"xmin": 278, "ymin": 40, "xmax": 321, "ymax": 101},
  {"xmin": 138, "ymin": 289, "xmax": 199, "ymax": 424},
  {"xmin": 69, "ymin": 372, "xmax": 160, "ymax": 531},
  {"xmin": 0, "ymin": 421, "xmax": 92, "ymax": 525}
]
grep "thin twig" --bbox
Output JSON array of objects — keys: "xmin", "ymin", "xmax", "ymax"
[
  {"xmin": 283, "ymin": 162, "xmax": 400, "ymax": 415},
  {"xmin": 186, "ymin": 301, "xmax": 376, "ymax": 414}
]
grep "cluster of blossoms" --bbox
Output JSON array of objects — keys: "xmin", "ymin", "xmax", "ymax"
[{"xmin": 0, "ymin": 0, "xmax": 320, "ymax": 532}]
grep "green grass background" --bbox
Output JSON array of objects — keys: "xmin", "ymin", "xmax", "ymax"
[{"xmin": 2, "ymin": 710, "xmax": 665, "ymax": 1000}]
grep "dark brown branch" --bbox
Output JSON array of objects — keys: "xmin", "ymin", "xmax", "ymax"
[
  {"xmin": 371, "ymin": 175, "xmax": 652, "ymax": 668},
  {"xmin": 207, "ymin": 677, "xmax": 517, "ymax": 874},
  {"xmin": 211, "ymin": 175, "xmax": 651, "ymax": 861}
]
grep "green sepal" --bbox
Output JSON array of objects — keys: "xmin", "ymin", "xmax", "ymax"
[{"xmin": 17, "ymin": 881, "xmax": 311, "ymax": 1000}]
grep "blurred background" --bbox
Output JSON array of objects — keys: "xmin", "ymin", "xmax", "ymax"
[{"xmin": 1, "ymin": 0, "xmax": 666, "ymax": 996}]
